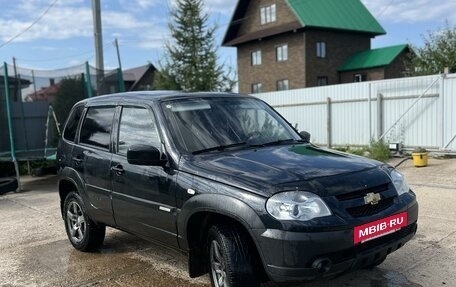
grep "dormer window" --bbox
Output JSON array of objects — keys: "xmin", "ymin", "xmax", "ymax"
[{"xmin": 260, "ymin": 4, "xmax": 276, "ymax": 25}]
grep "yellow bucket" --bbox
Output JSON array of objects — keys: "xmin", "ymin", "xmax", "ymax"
[{"xmin": 412, "ymin": 152, "xmax": 428, "ymax": 167}]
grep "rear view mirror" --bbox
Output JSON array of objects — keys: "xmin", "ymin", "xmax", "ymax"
[
  {"xmin": 299, "ymin": 131, "xmax": 311, "ymax": 143},
  {"xmin": 127, "ymin": 145, "xmax": 167, "ymax": 166}
]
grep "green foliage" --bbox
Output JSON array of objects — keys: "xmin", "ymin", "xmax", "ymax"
[
  {"xmin": 155, "ymin": 0, "xmax": 236, "ymax": 92},
  {"xmin": 53, "ymin": 76, "xmax": 86, "ymax": 126},
  {"xmin": 334, "ymin": 140, "xmax": 391, "ymax": 163},
  {"xmin": 407, "ymin": 22, "xmax": 456, "ymax": 76},
  {"xmin": 368, "ymin": 140, "xmax": 391, "ymax": 162}
]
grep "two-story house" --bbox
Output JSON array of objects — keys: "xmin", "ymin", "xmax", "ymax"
[{"xmin": 222, "ymin": 0, "xmax": 411, "ymax": 94}]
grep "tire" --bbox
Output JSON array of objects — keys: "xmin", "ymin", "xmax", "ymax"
[
  {"xmin": 63, "ymin": 192, "xmax": 106, "ymax": 251},
  {"xmin": 207, "ymin": 225, "xmax": 260, "ymax": 287},
  {"xmin": 0, "ymin": 177, "xmax": 18, "ymax": 195}
]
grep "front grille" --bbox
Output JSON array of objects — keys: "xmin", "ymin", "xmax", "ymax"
[
  {"xmin": 336, "ymin": 183, "xmax": 390, "ymax": 201},
  {"xmin": 333, "ymin": 182, "xmax": 396, "ymax": 218},
  {"xmin": 346, "ymin": 197, "xmax": 395, "ymax": 217}
]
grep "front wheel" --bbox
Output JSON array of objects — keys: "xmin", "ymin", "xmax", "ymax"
[
  {"xmin": 207, "ymin": 225, "xmax": 259, "ymax": 287},
  {"xmin": 63, "ymin": 192, "xmax": 105, "ymax": 252}
]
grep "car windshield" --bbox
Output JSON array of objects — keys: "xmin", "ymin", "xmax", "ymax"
[{"xmin": 161, "ymin": 97, "xmax": 301, "ymax": 154}]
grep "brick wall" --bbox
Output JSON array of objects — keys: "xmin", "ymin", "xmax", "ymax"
[
  {"xmin": 339, "ymin": 67, "xmax": 385, "ymax": 83},
  {"xmin": 385, "ymin": 53, "xmax": 408, "ymax": 79},
  {"xmin": 304, "ymin": 30, "xmax": 371, "ymax": 87},
  {"xmin": 237, "ymin": 32, "xmax": 306, "ymax": 94},
  {"xmin": 238, "ymin": 0, "xmax": 298, "ymax": 36}
]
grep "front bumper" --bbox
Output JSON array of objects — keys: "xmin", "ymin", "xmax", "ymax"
[{"xmin": 252, "ymin": 202, "xmax": 418, "ymax": 285}]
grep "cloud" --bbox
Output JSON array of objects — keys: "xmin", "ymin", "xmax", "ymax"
[
  {"xmin": 362, "ymin": 0, "xmax": 456, "ymax": 23},
  {"xmin": 205, "ymin": 0, "xmax": 235, "ymax": 15},
  {"xmin": 0, "ymin": 0, "xmax": 159, "ymax": 43}
]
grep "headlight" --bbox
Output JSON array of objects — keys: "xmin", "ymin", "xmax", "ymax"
[
  {"xmin": 390, "ymin": 170, "xmax": 410, "ymax": 196},
  {"xmin": 266, "ymin": 191, "xmax": 332, "ymax": 221}
]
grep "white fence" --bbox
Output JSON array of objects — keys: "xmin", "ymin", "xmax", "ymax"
[{"xmin": 256, "ymin": 73, "xmax": 456, "ymax": 153}]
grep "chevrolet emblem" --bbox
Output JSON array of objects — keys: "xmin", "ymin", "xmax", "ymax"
[{"xmin": 364, "ymin": 192, "xmax": 381, "ymax": 205}]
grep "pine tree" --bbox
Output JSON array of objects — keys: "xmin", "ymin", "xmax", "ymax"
[{"xmin": 155, "ymin": 0, "xmax": 235, "ymax": 91}]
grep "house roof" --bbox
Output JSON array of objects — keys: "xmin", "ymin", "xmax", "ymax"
[
  {"xmin": 287, "ymin": 0, "xmax": 385, "ymax": 35},
  {"xmin": 338, "ymin": 44, "xmax": 409, "ymax": 72},
  {"xmin": 222, "ymin": 0, "xmax": 385, "ymax": 46},
  {"xmin": 104, "ymin": 63, "xmax": 156, "ymax": 91}
]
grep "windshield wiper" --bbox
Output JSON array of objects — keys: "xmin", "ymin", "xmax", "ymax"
[
  {"xmin": 250, "ymin": 138, "xmax": 305, "ymax": 148},
  {"xmin": 192, "ymin": 142, "xmax": 248, "ymax": 155}
]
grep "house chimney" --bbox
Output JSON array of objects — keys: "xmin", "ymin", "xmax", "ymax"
[{"xmin": 50, "ymin": 78, "xmax": 55, "ymax": 86}]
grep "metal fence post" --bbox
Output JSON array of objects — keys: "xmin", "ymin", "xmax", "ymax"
[
  {"xmin": 377, "ymin": 93, "xmax": 383, "ymax": 141},
  {"xmin": 368, "ymin": 83, "xmax": 373, "ymax": 141},
  {"xmin": 327, "ymin": 97, "xmax": 332, "ymax": 148},
  {"xmin": 440, "ymin": 73, "xmax": 446, "ymax": 149},
  {"xmin": 3, "ymin": 63, "xmax": 21, "ymax": 191},
  {"xmin": 85, "ymin": 62, "xmax": 93, "ymax": 98}
]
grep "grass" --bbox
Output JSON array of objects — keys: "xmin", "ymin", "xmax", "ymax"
[{"xmin": 334, "ymin": 140, "xmax": 391, "ymax": 162}]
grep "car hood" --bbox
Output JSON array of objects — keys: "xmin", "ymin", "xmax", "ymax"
[{"xmin": 180, "ymin": 144, "xmax": 382, "ymax": 197}]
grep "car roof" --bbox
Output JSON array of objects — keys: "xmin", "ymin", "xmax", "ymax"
[{"xmin": 76, "ymin": 91, "xmax": 251, "ymax": 106}]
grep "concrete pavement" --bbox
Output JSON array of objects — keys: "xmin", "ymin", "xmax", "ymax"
[{"xmin": 0, "ymin": 158, "xmax": 455, "ymax": 287}]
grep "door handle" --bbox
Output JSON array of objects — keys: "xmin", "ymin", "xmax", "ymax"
[
  {"xmin": 72, "ymin": 156, "xmax": 83, "ymax": 165},
  {"xmin": 111, "ymin": 165, "xmax": 125, "ymax": 175}
]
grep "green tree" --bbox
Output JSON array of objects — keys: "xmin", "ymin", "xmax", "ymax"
[
  {"xmin": 407, "ymin": 22, "xmax": 456, "ymax": 76},
  {"xmin": 53, "ymin": 76, "xmax": 86, "ymax": 127},
  {"xmin": 155, "ymin": 0, "xmax": 236, "ymax": 92}
]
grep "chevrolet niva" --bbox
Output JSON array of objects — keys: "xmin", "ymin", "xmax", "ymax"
[{"xmin": 57, "ymin": 92, "xmax": 418, "ymax": 286}]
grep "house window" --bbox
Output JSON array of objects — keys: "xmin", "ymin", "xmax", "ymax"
[
  {"xmin": 316, "ymin": 42, "xmax": 326, "ymax": 58},
  {"xmin": 354, "ymin": 74, "xmax": 367, "ymax": 82},
  {"xmin": 317, "ymin": 76, "xmax": 328, "ymax": 86},
  {"xmin": 251, "ymin": 83, "xmax": 263, "ymax": 94},
  {"xmin": 276, "ymin": 44, "xmax": 288, "ymax": 62},
  {"xmin": 260, "ymin": 4, "xmax": 276, "ymax": 25},
  {"xmin": 277, "ymin": 80, "xmax": 289, "ymax": 91},
  {"xmin": 251, "ymin": 50, "xmax": 262, "ymax": 66}
]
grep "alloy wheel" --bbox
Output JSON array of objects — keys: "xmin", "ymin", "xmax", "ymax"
[
  {"xmin": 66, "ymin": 201, "xmax": 86, "ymax": 243},
  {"xmin": 210, "ymin": 240, "xmax": 228, "ymax": 287}
]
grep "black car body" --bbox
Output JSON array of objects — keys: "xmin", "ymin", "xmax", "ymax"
[{"xmin": 57, "ymin": 92, "xmax": 418, "ymax": 286}]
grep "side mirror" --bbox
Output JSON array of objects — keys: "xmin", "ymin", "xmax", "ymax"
[
  {"xmin": 299, "ymin": 131, "xmax": 311, "ymax": 143},
  {"xmin": 127, "ymin": 145, "xmax": 167, "ymax": 166}
]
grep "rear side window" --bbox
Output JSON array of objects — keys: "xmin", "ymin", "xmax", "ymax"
[
  {"xmin": 79, "ymin": 106, "xmax": 115, "ymax": 150},
  {"xmin": 117, "ymin": 107, "xmax": 160, "ymax": 155},
  {"xmin": 63, "ymin": 105, "xmax": 84, "ymax": 142}
]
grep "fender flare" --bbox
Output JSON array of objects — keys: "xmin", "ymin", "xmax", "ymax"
[{"xmin": 178, "ymin": 193, "xmax": 265, "ymax": 250}]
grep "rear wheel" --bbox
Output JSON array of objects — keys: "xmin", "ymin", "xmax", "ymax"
[
  {"xmin": 63, "ymin": 192, "xmax": 105, "ymax": 251},
  {"xmin": 207, "ymin": 225, "xmax": 259, "ymax": 287},
  {"xmin": 0, "ymin": 177, "xmax": 18, "ymax": 195}
]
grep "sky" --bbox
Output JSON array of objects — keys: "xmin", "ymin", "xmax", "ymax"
[{"xmin": 0, "ymin": 0, "xmax": 455, "ymax": 73}]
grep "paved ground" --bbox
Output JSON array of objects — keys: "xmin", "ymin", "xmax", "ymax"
[{"xmin": 1, "ymin": 158, "xmax": 455, "ymax": 287}]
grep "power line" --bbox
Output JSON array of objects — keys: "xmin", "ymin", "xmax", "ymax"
[
  {"xmin": 375, "ymin": 0, "xmax": 396, "ymax": 19},
  {"xmin": 0, "ymin": 0, "xmax": 59, "ymax": 49},
  {"xmin": 16, "ymin": 43, "xmax": 112, "ymax": 63}
]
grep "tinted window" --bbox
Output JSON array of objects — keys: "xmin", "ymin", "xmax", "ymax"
[
  {"xmin": 64, "ymin": 105, "xmax": 84, "ymax": 142},
  {"xmin": 118, "ymin": 107, "xmax": 160, "ymax": 155},
  {"xmin": 161, "ymin": 98, "xmax": 297, "ymax": 153},
  {"xmin": 79, "ymin": 107, "xmax": 115, "ymax": 150}
]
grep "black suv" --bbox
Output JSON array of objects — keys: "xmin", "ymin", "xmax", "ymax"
[{"xmin": 57, "ymin": 92, "xmax": 418, "ymax": 286}]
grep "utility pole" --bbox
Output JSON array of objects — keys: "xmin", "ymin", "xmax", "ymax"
[
  {"xmin": 92, "ymin": 0, "xmax": 104, "ymax": 94},
  {"xmin": 114, "ymin": 38, "xmax": 125, "ymax": 92}
]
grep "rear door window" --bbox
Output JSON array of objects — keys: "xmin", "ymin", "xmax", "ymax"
[
  {"xmin": 117, "ymin": 106, "xmax": 160, "ymax": 155},
  {"xmin": 79, "ymin": 106, "xmax": 115, "ymax": 150},
  {"xmin": 63, "ymin": 105, "xmax": 84, "ymax": 142}
]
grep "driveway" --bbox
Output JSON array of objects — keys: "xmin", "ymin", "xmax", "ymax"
[{"xmin": 0, "ymin": 158, "xmax": 455, "ymax": 287}]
